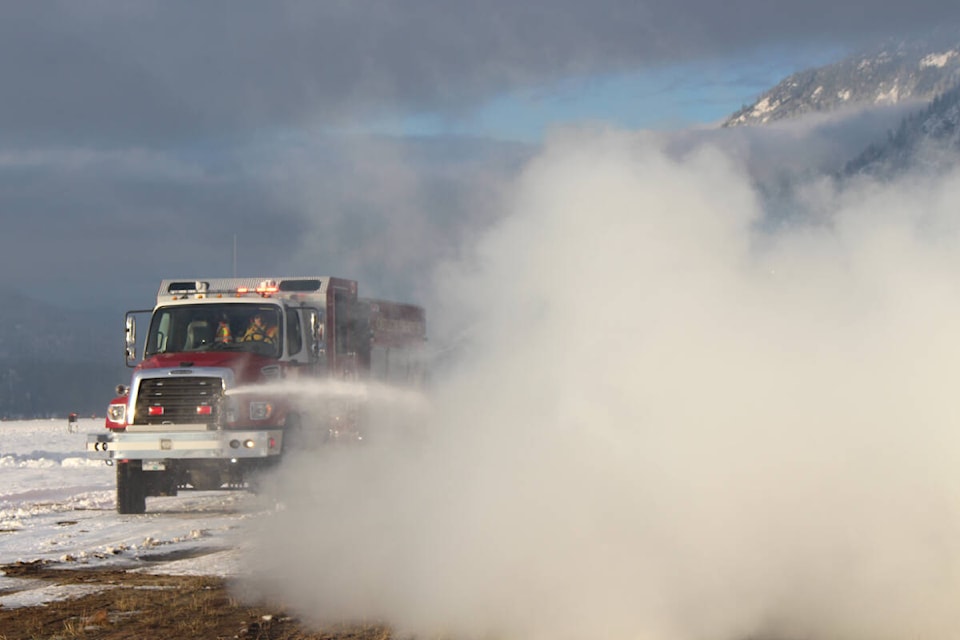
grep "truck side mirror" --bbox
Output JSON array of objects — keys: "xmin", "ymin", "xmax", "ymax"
[{"xmin": 125, "ymin": 315, "xmax": 137, "ymax": 366}]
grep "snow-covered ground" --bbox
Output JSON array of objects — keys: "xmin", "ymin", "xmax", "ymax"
[{"xmin": 0, "ymin": 418, "xmax": 262, "ymax": 608}]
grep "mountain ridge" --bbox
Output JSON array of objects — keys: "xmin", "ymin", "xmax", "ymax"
[{"xmin": 725, "ymin": 32, "xmax": 960, "ymax": 127}]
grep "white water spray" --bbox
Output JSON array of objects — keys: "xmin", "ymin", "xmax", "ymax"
[{"xmin": 243, "ymin": 129, "xmax": 960, "ymax": 640}]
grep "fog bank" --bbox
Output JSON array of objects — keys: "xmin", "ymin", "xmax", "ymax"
[{"xmin": 246, "ymin": 128, "xmax": 960, "ymax": 640}]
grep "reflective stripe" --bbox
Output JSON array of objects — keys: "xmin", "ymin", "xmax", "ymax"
[{"xmin": 88, "ymin": 439, "xmax": 220, "ymax": 451}]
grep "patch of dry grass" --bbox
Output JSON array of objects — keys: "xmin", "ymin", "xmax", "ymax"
[{"xmin": 0, "ymin": 563, "xmax": 393, "ymax": 640}]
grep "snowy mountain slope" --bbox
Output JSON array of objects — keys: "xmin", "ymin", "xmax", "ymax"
[
  {"xmin": 725, "ymin": 32, "xmax": 960, "ymax": 127},
  {"xmin": 843, "ymin": 83, "xmax": 960, "ymax": 177}
]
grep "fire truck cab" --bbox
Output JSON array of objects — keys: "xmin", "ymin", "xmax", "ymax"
[{"xmin": 88, "ymin": 276, "xmax": 426, "ymax": 514}]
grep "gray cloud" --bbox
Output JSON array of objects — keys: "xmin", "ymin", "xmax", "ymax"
[
  {"xmin": 0, "ymin": 135, "xmax": 528, "ymax": 312},
  {"xmin": 1, "ymin": 2, "xmax": 958, "ymax": 144},
  {"xmin": 3, "ymin": 1, "xmax": 957, "ymax": 317}
]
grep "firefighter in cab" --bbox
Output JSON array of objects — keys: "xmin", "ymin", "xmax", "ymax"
[
  {"xmin": 240, "ymin": 314, "xmax": 277, "ymax": 344},
  {"xmin": 215, "ymin": 318, "xmax": 233, "ymax": 343}
]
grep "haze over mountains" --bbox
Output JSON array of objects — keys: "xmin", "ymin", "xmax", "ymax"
[
  {"xmin": 0, "ymin": 287, "xmax": 119, "ymax": 418},
  {"xmin": 726, "ymin": 31, "xmax": 960, "ymax": 189},
  {"xmin": 7, "ymin": 30, "xmax": 960, "ymax": 418},
  {"xmin": 726, "ymin": 31, "xmax": 960, "ymax": 181},
  {"xmin": 843, "ymin": 83, "xmax": 960, "ymax": 177}
]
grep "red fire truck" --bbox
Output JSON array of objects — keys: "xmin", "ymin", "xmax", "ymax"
[{"xmin": 87, "ymin": 276, "xmax": 426, "ymax": 514}]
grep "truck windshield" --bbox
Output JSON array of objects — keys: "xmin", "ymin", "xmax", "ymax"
[{"xmin": 145, "ymin": 304, "xmax": 282, "ymax": 358}]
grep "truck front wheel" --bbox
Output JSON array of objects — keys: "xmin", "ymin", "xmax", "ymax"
[{"xmin": 117, "ymin": 460, "xmax": 147, "ymax": 514}]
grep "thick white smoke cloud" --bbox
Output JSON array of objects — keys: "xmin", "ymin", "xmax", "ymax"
[{"xmin": 245, "ymin": 127, "xmax": 960, "ymax": 640}]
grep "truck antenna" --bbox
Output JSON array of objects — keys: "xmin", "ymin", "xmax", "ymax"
[{"xmin": 233, "ymin": 234, "xmax": 237, "ymax": 277}]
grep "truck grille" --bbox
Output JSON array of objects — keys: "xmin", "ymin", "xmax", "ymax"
[{"xmin": 135, "ymin": 376, "xmax": 222, "ymax": 425}]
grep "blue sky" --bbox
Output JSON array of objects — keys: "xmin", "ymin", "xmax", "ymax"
[{"xmin": 360, "ymin": 44, "xmax": 850, "ymax": 141}]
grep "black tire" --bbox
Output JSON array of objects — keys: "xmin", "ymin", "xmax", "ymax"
[{"xmin": 117, "ymin": 460, "xmax": 147, "ymax": 514}]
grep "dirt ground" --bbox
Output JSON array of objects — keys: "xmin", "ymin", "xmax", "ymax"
[{"xmin": 0, "ymin": 561, "xmax": 392, "ymax": 640}]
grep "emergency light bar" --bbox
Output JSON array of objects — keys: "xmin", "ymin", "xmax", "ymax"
[
  {"xmin": 160, "ymin": 278, "xmax": 327, "ymax": 298},
  {"xmin": 235, "ymin": 280, "xmax": 279, "ymax": 297}
]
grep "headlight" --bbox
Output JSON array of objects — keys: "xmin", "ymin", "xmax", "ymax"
[
  {"xmin": 107, "ymin": 403, "xmax": 126, "ymax": 423},
  {"xmin": 249, "ymin": 402, "xmax": 273, "ymax": 421}
]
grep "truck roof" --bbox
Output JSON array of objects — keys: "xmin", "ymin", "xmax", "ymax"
[{"xmin": 156, "ymin": 277, "xmax": 359, "ymax": 303}]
